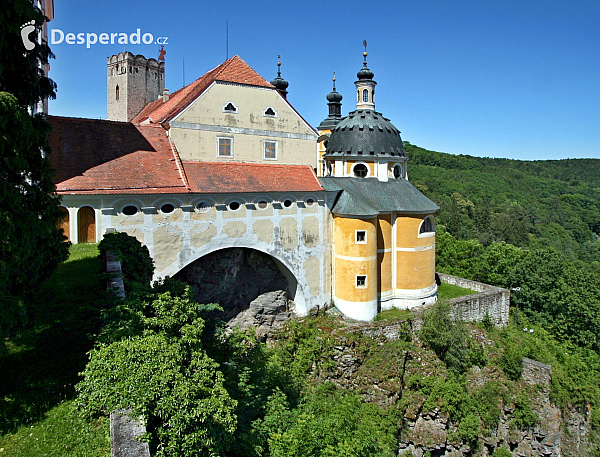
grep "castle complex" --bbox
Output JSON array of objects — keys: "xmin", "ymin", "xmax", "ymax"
[{"xmin": 49, "ymin": 47, "xmax": 438, "ymax": 321}]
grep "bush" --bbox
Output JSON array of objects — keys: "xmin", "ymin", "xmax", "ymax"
[
  {"xmin": 420, "ymin": 302, "xmax": 471, "ymax": 374},
  {"xmin": 99, "ymin": 231, "xmax": 154, "ymax": 290},
  {"xmin": 492, "ymin": 447, "xmax": 513, "ymax": 457}
]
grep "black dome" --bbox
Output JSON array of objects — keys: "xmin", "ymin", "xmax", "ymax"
[
  {"xmin": 325, "ymin": 110, "xmax": 406, "ymax": 158},
  {"xmin": 271, "ymin": 75, "xmax": 289, "ymax": 91},
  {"xmin": 357, "ymin": 65, "xmax": 374, "ymax": 80},
  {"xmin": 326, "ymin": 88, "xmax": 343, "ymax": 103}
]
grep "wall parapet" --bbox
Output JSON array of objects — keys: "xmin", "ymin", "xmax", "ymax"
[{"xmin": 437, "ymin": 273, "xmax": 510, "ymax": 327}]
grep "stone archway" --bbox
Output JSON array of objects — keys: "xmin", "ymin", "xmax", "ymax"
[{"xmin": 173, "ymin": 248, "xmax": 300, "ymax": 338}]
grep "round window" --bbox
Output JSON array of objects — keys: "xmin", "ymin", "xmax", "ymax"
[
  {"xmin": 229, "ymin": 201, "xmax": 241, "ymax": 211},
  {"xmin": 306, "ymin": 198, "xmax": 315, "ymax": 206},
  {"xmin": 257, "ymin": 201, "xmax": 268, "ymax": 209},
  {"xmin": 283, "ymin": 199, "xmax": 293, "ymax": 208},
  {"xmin": 161, "ymin": 203, "xmax": 175, "ymax": 214},
  {"xmin": 353, "ymin": 164, "xmax": 368, "ymax": 178},
  {"xmin": 122, "ymin": 205, "xmax": 138, "ymax": 216},
  {"xmin": 393, "ymin": 165, "xmax": 401, "ymax": 179}
]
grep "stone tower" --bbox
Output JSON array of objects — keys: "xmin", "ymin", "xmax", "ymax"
[{"xmin": 107, "ymin": 52, "xmax": 164, "ymax": 122}]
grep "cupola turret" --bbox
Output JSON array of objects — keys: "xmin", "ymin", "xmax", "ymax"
[
  {"xmin": 319, "ymin": 72, "xmax": 343, "ymax": 130},
  {"xmin": 355, "ymin": 40, "xmax": 376, "ymax": 110},
  {"xmin": 270, "ymin": 55, "xmax": 289, "ymax": 98}
]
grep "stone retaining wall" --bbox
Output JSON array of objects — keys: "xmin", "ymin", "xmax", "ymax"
[
  {"xmin": 105, "ymin": 254, "xmax": 150, "ymax": 457},
  {"xmin": 438, "ymin": 273, "xmax": 510, "ymax": 327}
]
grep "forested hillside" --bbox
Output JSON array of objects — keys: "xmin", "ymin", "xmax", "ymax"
[{"xmin": 405, "ymin": 142, "xmax": 600, "ymax": 267}]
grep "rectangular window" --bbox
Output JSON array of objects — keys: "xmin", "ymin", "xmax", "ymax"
[
  {"xmin": 356, "ymin": 275, "xmax": 367, "ymax": 288},
  {"xmin": 263, "ymin": 140, "xmax": 277, "ymax": 160},
  {"xmin": 355, "ymin": 230, "xmax": 367, "ymax": 244},
  {"xmin": 217, "ymin": 137, "xmax": 232, "ymax": 158}
]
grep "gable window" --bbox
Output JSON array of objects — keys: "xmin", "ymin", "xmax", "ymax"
[
  {"xmin": 419, "ymin": 216, "xmax": 435, "ymax": 236},
  {"xmin": 217, "ymin": 137, "xmax": 233, "ymax": 158},
  {"xmin": 362, "ymin": 89, "xmax": 369, "ymax": 103},
  {"xmin": 263, "ymin": 106, "xmax": 277, "ymax": 117},
  {"xmin": 222, "ymin": 102, "xmax": 238, "ymax": 113},
  {"xmin": 353, "ymin": 163, "xmax": 368, "ymax": 178},
  {"xmin": 263, "ymin": 140, "xmax": 278, "ymax": 160},
  {"xmin": 355, "ymin": 230, "xmax": 367, "ymax": 244},
  {"xmin": 356, "ymin": 275, "xmax": 367, "ymax": 288}
]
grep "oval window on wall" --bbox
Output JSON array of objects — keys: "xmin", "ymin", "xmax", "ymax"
[
  {"xmin": 228, "ymin": 201, "xmax": 241, "ymax": 211},
  {"xmin": 122, "ymin": 205, "xmax": 138, "ymax": 216},
  {"xmin": 283, "ymin": 199, "xmax": 293, "ymax": 208},
  {"xmin": 161, "ymin": 203, "xmax": 175, "ymax": 214}
]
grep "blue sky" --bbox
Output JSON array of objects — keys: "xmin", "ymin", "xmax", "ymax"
[{"xmin": 46, "ymin": 0, "xmax": 599, "ymax": 160}]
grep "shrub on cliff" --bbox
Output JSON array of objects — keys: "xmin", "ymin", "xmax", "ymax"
[{"xmin": 98, "ymin": 231, "xmax": 154, "ymax": 290}]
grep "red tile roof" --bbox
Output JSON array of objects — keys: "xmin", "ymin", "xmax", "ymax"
[
  {"xmin": 183, "ymin": 162, "xmax": 324, "ymax": 193},
  {"xmin": 48, "ymin": 116, "xmax": 323, "ymax": 195},
  {"xmin": 48, "ymin": 116, "xmax": 187, "ymax": 194},
  {"xmin": 132, "ymin": 55, "xmax": 275, "ymax": 124}
]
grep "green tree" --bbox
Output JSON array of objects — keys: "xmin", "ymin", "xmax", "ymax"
[
  {"xmin": 76, "ymin": 285, "xmax": 237, "ymax": 456},
  {"xmin": 0, "ymin": 1, "xmax": 68, "ymax": 338}
]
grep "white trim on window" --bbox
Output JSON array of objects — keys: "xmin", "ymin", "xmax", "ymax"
[
  {"xmin": 418, "ymin": 215, "xmax": 436, "ymax": 238},
  {"xmin": 355, "ymin": 230, "xmax": 367, "ymax": 244},
  {"xmin": 351, "ymin": 161, "xmax": 370, "ymax": 178},
  {"xmin": 263, "ymin": 106, "xmax": 277, "ymax": 118},
  {"xmin": 217, "ymin": 136, "xmax": 233, "ymax": 158},
  {"xmin": 222, "ymin": 101, "xmax": 238, "ymax": 114},
  {"xmin": 356, "ymin": 275, "xmax": 367, "ymax": 289},
  {"xmin": 263, "ymin": 139, "xmax": 278, "ymax": 160}
]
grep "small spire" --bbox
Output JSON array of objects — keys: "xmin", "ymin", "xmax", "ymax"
[
  {"xmin": 363, "ymin": 39, "xmax": 368, "ymax": 65},
  {"xmin": 271, "ymin": 54, "xmax": 289, "ymax": 98},
  {"xmin": 332, "ymin": 71, "xmax": 336, "ymax": 91}
]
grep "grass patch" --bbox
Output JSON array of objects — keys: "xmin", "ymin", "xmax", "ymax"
[
  {"xmin": 438, "ymin": 282, "xmax": 476, "ymax": 301},
  {"xmin": 0, "ymin": 244, "xmax": 108, "ymax": 454},
  {"xmin": 374, "ymin": 308, "xmax": 412, "ymax": 322}
]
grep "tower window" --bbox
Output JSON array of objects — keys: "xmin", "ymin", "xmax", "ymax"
[
  {"xmin": 263, "ymin": 140, "xmax": 277, "ymax": 160},
  {"xmin": 393, "ymin": 165, "xmax": 401, "ymax": 179},
  {"xmin": 356, "ymin": 275, "xmax": 367, "ymax": 288},
  {"xmin": 353, "ymin": 163, "xmax": 368, "ymax": 178},
  {"xmin": 355, "ymin": 230, "xmax": 366, "ymax": 244},
  {"xmin": 363, "ymin": 89, "xmax": 369, "ymax": 102},
  {"xmin": 115, "ymin": 85, "xmax": 120, "ymax": 101},
  {"xmin": 419, "ymin": 216, "xmax": 435, "ymax": 235},
  {"xmin": 217, "ymin": 137, "xmax": 233, "ymax": 157}
]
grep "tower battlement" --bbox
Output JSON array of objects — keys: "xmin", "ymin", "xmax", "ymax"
[{"xmin": 107, "ymin": 52, "xmax": 165, "ymax": 122}]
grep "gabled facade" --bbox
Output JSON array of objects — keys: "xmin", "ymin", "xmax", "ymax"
[{"xmin": 50, "ymin": 50, "xmax": 438, "ymax": 322}]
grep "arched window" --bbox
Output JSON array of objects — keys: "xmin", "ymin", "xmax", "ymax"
[
  {"xmin": 419, "ymin": 216, "xmax": 435, "ymax": 235},
  {"xmin": 353, "ymin": 163, "xmax": 368, "ymax": 178},
  {"xmin": 115, "ymin": 85, "xmax": 120, "ymax": 100},
  {"xmin": 393, "ymin": 165, "xmax": 401, "ymax": 179},
  {"xmin": 362, "ymin": 89, "xmax": 369, "ymax": 103}
]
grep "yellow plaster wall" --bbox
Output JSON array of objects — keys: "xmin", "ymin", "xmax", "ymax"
[
  {"xmin": 303, "ymin": 256, "xmax": 321, "ymax": 297},
  {"xmin": 301, "ymin": 216, "xmax": 319, "ymax": 248},
  {"xmin": 223, "ymin": 221, "xmax": 247, "ymax": 238},
  {"xmin": 378, "ymin": 251, "xmax": 392, "ymax": 292},
  {"xmin": 279, "ymin": 218, "xmax": 298, "ymax": 251},
  {"xmin": 172, "ymin": 83, "xmax": 316, "ymax": 166},
  {"xmin": 377, "ymin": 214, "xmax": 392, "ymax": 250},
  {"xmin": 345, "ymin": 160, "xmax": 375, "ymax": 176},
  {"xmin": 190, "ymin": 223, "xmax": 216, "ymax": 247},
  {"xmin": 333, "ymin": 216, "xmax": 377, "ymax": 258},
  {"xmin": 396, "ymin": 249, "xmax": 436, "ymax": 290},
  {"xmin": 253, "ymin": 219, "xmax": 274, "ymax": 243},
  {"xmin": 153, "ymin": 225, "xmax": 183, "ymax": 271},
  {"xmin": 396, "ymin": 214, "xmax": 436, "ymax": 249},
  {"xmin": 333, "ymin": 216, "xmax": 377, "ymax": 303},
  {"xmin": 223, "ymin": 205, "xmax": 247, "ymax": 219},
  {"xmin": 190, "ymin": 206, "xmax": 217, "ymax": 221}
]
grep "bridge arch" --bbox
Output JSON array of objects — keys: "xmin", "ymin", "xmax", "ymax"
[{"xmin": 161, "ymin": 239, "xmax": 311, "ymax": 316}]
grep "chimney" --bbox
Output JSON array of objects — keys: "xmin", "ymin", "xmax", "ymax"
[{"xmin": 162, "ymin": 88, "xmax": 170, "ymax": 103}]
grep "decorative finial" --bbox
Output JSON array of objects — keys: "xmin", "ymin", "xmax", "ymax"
[
  {"xmin": 363, "ymin": 39, "xmax": 368, "ymax": 63},
  {"xmin": 277, "ymin": 54, "xmax": 281, "ymax": 77},
  {"xmin": 332, "ymin": 71, "xmax": 336, "ymax": 90}
]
